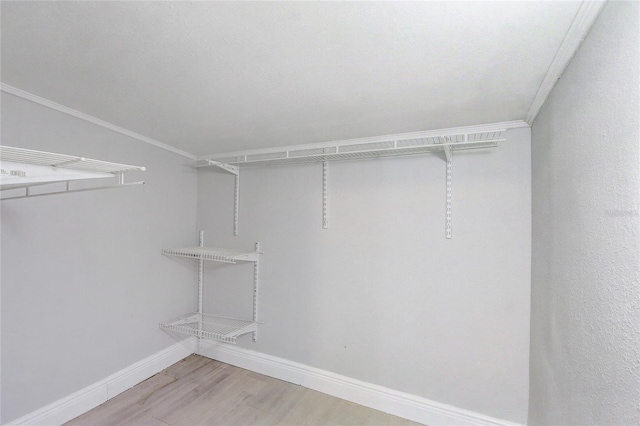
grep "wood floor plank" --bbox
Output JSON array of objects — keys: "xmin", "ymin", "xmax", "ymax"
[
  {"xmin": 66, "ymin": 373, "xmax": 177, "ymax": 426},
  {"xmin": 65, "ymin": 355, "xmax": 424, "ymax": 426},
  {"xmin": 215, "ymin": 403, "xmax": 280, "ymax": 426},
  {"xmin": 244, "ymin": 376, "xmax": 306, "ymax": 418},
  {"xmin": 160, "ymin": 368, "xmax": 265, "ymax": 425},
  {"xmin": 327, "ymin": 399, "xmax": 410, "ymax": 426},
  {"xmin": 123, "ymin": 414, "xmax": 172, "ymax": 426},
  {"xmin": 162, "ymin": 354, "xmax": 215, "ymax": 380},
  {"xmin": 277, "ymin": 387, "xmax": 341, "ymax": 425},
  {"xmin": 115, "ymin": 363, "xmax": 231, "ymax": 425}
]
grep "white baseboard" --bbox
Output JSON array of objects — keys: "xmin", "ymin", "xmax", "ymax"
[
  {"xmin": 197, "ymin": 341, "xmax": 520, "ymax": 426},
  {"xmin": 7, "ymin": 338, "xmax": 519, "ymax": 426},
  {"xmin": 7, "ymin": 338, "xmax": 196, "ymax": 426}
]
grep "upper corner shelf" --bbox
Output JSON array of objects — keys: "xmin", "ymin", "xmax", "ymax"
[
  {"xmin": 196, "ymin": 130, "xmax": 505, "ymax": 168},
  {"xmin": 161, "ymin": 246, "xmax": 260, "ymax": 263},
  {"xmin": 191, "ymin": 127, "xmax": 507, "ymax": 239},
  {"xmin": 0, "ymin": 145, "xmax": 146, "ymax": 199}
]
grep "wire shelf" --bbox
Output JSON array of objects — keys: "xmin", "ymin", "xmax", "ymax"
[
  {"xmin": 1, "ymin": 146, "xmax": 146, "ymax": 199},
  {"xmin": 161, "ymin": 246, "xmax": 259, "ymax": 263},
  {"xmin": 160, "ymin": 313, "xmax": 257, "ymax": 344},
  {"xmin": 197, "ymin": 130, "xmax": 504, "ymax": 168},
  {"xmin": 0, "ymin": 146, "xmax": 146, "ymax": 174}
]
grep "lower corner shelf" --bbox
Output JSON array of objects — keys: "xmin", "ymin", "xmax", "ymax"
[{"xmin": 160, "ymin": 312, "xmax": 257, "ymax": 344}]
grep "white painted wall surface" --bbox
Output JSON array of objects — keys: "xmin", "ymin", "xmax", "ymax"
[
  {"xmin": 0, "ymin": 93, "xmax": 198, "ymax": 423},
  {"xmin": 529, "ymin": 2, "xmax": 640, "ymax": 425},
  {"xmin": 196, "ymin": 127, "xmax": 532, "ymax": 423}
]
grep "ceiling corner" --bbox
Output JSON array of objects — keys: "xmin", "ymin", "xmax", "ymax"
[{"xmin": 524, "ymin": 0, "xmax": 607, "ymax": 125}]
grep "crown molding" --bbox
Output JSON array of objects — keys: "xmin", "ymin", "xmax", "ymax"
[
  {"xmin": 0, "ymin": 83, "xmax": 197, "ymax": 160},
  {"xmin": 525, "ymin": 0, "xmax": 606, "ymax": 125},
  {"xmin": 199, "ymin": 120, "xmax": 529, "ymax": 160}
]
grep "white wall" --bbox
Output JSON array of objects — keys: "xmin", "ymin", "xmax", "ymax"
[
  {"xmin": 0, "ymin": 93, "xmax": 198, "ymax": 423},
  {"xmin": 197, "ymin": 127, "xmax": 531, "ymax": 423},
  {"xmin": 529, "ymin": 2, "xmax": 640, "ymax": 425}
]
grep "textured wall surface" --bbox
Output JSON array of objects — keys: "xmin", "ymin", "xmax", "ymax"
[
  {"xmin": 1, "ymin": 94, "xmax": 198, "ymax": 423},
  {"xmin": 197, "ymin": 128, "xmax": 532, "ymax": 423},
  {"xmin": 529, "ymin": 2, "xmax": 640, "ymax": 425}
]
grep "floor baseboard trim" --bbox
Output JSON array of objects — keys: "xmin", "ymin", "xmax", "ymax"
[
  {"xmin": 197, "ymin": 341, "xmax": 520, "ymax": 426},
  {"xmin": 6, "ymin": 338, "xmax": 196, "ymax": 426}
]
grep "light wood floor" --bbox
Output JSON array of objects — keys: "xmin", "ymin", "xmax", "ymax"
[{"xmin": 66, "ymin": 355, "xmax": 423, "ymax": 426}]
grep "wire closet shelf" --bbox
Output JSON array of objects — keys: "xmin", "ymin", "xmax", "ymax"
[
  {"xmin": 160, "ymin": 313, "xmax": 257, "ymax": 345},
  {"xmin": 161, "ymin": 247, "xmax": 259, "ymax": 263},
  {"xmin": 0, "ymin": 145, "xmax": 146, "ymax": 199},
  {"xmin": 1, "ymin": 146, "xmax": 145, "ymax": 173},
  {"xmin": 196, "ymin": 130, "xmax": 504, "ymax": 168},
  {"xmin": 193, "ymin": 129, "xmax": 505, "ymax": 238},
  {"xmin": 160, "ymin": 235, "xmax": 261, "ymax": 344}
]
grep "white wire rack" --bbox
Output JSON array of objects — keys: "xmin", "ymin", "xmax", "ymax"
[
  {"xmin": 161, "ymin": 246, "xmax": 259, "ymax": 263},
  {"xmin": 197, "ymin": 131, "xmax": 503, "ymax": 168},
  {"xmin": 0, "ymin": 146, "xmax": 145, "ymax": 199},
  {"xmin": 1, "ymin": 146, "xmax": 145, "ymax": 173},
  {"xmin": 160, "ymin": 313, "xmax": 257, "ymax": 344},
  {"xmin": 195, "ymin": 129, "xmax": 504, "ymax": 238},
  {"xmin": 161, "ymin": 232, "xmax": 261, "ymax": 345}
]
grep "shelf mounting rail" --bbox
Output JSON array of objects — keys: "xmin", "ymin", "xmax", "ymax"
[
  {"xmin": 195, "ymin": 159, "xmax": 240, "ymax": 236},
  {"xmin": 195, "ymin": 129, "xmax": 506, "ymax": 238}
]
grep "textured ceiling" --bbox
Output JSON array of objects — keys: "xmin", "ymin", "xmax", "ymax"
[{"xmin": 1, "ymin": 1, "xmax": 582, "ymax": 156}]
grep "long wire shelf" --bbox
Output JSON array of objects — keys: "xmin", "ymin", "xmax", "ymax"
[
  {"xmin": 1, "ymin": 145, "xmax": 146, "ymax": 199},
  {"xmin": 161, "ymin": 246, "xmax": 259, "ymax": 263},
  {"xmin": 1, "ymin": 145, "xmax": 146, "ymax": 174},
  {"xmin": 197, "ymin": 130, "xmax": 503, "ymax": 168},
  {"xmin": 193, "ymin": 129, "xmax": 506, "ymax": 238},
  {"xmin": 160, "ymin": 313, "xmax": 257, "ymax": 344}
]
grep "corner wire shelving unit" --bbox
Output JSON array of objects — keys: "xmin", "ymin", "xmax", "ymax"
[
  {"xmin": 160, "ymin": 231, "xmax": 261, "ymax": 346},
  {"xmin": 0, "ymin": 146, "xmax": 146, "ymax": 200},
  {"xmin": 195, "ymin": 129, "xmax": 506, "ymax": 239}
]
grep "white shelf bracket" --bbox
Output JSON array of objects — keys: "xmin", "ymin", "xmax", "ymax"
[
  {"xmin": 253, "ymin": 242, "xmax": 260, "ymax": 342},
  {"xmin": 234, "ymin": 172, "xmax": 240, "ymax": 236},
  {"xmin": 204, "ymin": 159, "xmax": 239, "ymax": 176},
  {"xmin": 322, "ymin": 161, "xmax": 329, "ymax": 229},
  {"xmin": 195, "ymin": 159, "xmax": 240, "ymax": 236},
  {"xmin": 443, "ymin": 145, "xmax": 453, "ymax": 239}
]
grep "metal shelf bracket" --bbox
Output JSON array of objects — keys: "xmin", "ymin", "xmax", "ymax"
[
  {"xmin": 253, "ymin": 242, "xmax": 260, "ymax": 342},
  {"xmin": 233, "ymin": 173, "xmax": 240, "ymax": 236},
  {"xmin": 443, "ymin": 145, "xmax": 453, "ymax": 239},
  {"xmin": 202, "ymin": 159, "xmax": 239, "ymax": 176},
  {"xmin": 322, "ymin": 161, "xmax": 329, "ymax": 229},
  {"xmin": 194, "ymin": 160, "xmax": 240, "ymax": 236}
]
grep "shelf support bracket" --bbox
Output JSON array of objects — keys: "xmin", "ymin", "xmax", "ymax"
[
  {"xmin": 203, "ymin": 159, "xmax": 239, "ymax": 176},
  {"xmin": 322, "ymin": 161, "xmax": 329, "ymax": 229},
  {"xmin": 199, "ymin": 159, "xmax": 240, "ymax": 236},
  {"xmin": 444, "ymin": 145, "xmax": 453, "ymax": 239},
  {"xmin": 234, "ymin": 173, "xmax": 240, "ymax": 236},
  {"xmin": 253, "ymin": 242, "xmax": 260, "ymax": 342}
]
